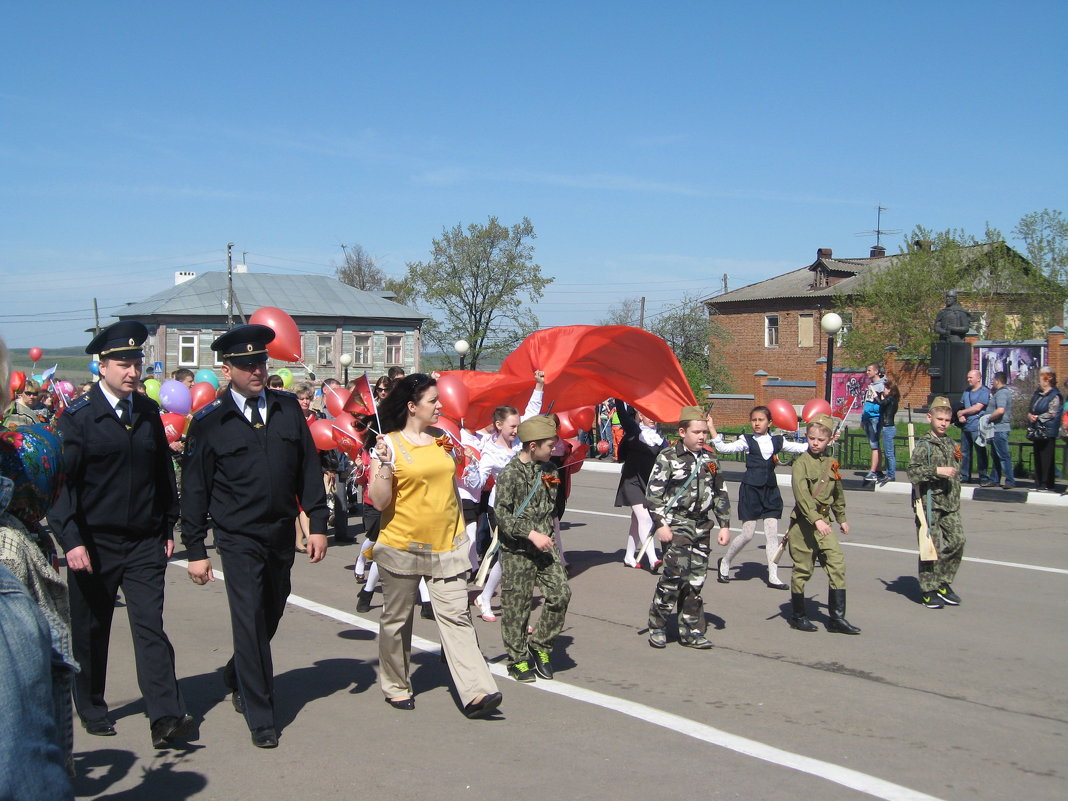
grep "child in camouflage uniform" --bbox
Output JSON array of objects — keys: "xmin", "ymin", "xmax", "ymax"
[
  {"xmin": 645, "ymin": 406, "xmax": 731, "ymax": 650},
  {"xmin": 785, "ymin": 414, "xmax": 860, "ymax": 634},
  {"xmin": 907, "ymin": 396, "xmax": 965, "ymax": 609},
  {"xmin": 494, "ymin": 415, "xmax": 572, "ymax": 682}
]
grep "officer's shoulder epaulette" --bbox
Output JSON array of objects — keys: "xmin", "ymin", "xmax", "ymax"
[
  {"xmin": 193, "ymin": 399, "xmax": 222, "ymax": 420},
  {"xmin": 65, "ymin": 394, "xmax": 92, "ymax": 415}
]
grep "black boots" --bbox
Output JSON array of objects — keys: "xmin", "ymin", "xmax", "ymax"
[
  {"xmin": 789, "ymin": 593, "xmax": 818, "ymax": 632},
  {"xmin": 827, "ymin": 588, "xmax": 861, "ymax": 635}
]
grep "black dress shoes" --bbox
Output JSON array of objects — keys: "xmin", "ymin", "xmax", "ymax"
[
  {"xmin": 84, "ymin": 719, "xmax": 116, "ymax": 736},
  {"xmin": 151, "ymin": 714, "xmax": 195, "ymax": 749},
  {"xmin": 385, "ymin": 697, "xmax": 415, "ymax": 710},
  {"xmin": 251, "ymin": 727, "xmax": 278, "ymax": 748},
  {"xmin": 462, "ymin": 692, "xmax": 502, "ymax": 719},
  {"xmin": 231, "ymin": 690, "xmax": 245, "ymax": 715}
]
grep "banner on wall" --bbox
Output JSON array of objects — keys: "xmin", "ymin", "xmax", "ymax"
[
  {"xmin": 830, "ymin": 370, "xmax": 872, "ymax": 418},
  {"xmin": 974, "ymin": 345, "xmax": 1046, "ymax": 388}
]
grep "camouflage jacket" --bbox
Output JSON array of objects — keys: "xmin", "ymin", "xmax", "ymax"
[
  {"xmin": 790, "ymin": 450, "xmax": 847, "ymax": 526},
  {"xmin": 907, "ymin": 431, "xmax": 961, "ymax": 513},
  {"xmin": 646, "ymin": 442, "xmax": 730, "ymax": 530},
  {"xmin": 494, "ymin": 457, "xmax": 557, "ymax": 555}
]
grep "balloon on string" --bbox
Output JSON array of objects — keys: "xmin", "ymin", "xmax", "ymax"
[
  {"xmin": 569, "ymin": 406, "xmax": 595, "ymax": 432},
  {"xmin": 566, "ymin": 438, "xmax": 589, "ymax": 473},
  {"xmin": 435, "ymin": 415, "xmax": 461, "ymax": 445},
  {"xmin": 190, "ymin": 382, "xmax": 217, "ymax": 412},
  {"xmin": 9, "ymin": 371, "xmax": 26, "ymax": 400},
  {"xmin": 159, "ymin": 379, "xmax": 192, "ymax": 415},
  {"xmin": 276, "ymin": 368, "xmax": 293, "ymax": 389},
  {"xmin": 28, "ymin": 347, "xmax": 42, "ymax": 363},
  {"xmin": 88, "ymin": 360, "xmax": 100, "ymax": 376},
  {"xmin": 596, "ymin": 440, "xmax": 609, "ymax": 455},
  {"xmin": 194, "ymin": 368, "xmax": 219, "ymax": 389},
  {"xmin": 323, "ymin": 385, "xmax": 350, "ymax": 418},
  {"xmin": 143, "ymin": 378, "xmax": 162, "ymax": 404},
  {"xmin": 555, "ymin": 410, "xmax": 577, "ymax": 439},
  {"xmin": 57, "ymin": 381, "xmax": 75, "ymax": 398},
  {"xmin": 330, "ymin": 414, "xmax": 364, "ymax": 456},
  {"xmin": 767, "ymin": 398, "xmax": 798, "ymax": 431},
  {"xmin": 161, "ymin": 413, "xmax": 187, "ymax": 444},
  {"xmin": 436, "ymin": 374, "xmax": 470, "ymax": 421},
  {"xmin": 801, "ymin": 398, "xmax": 833, "ymax": 422},
  {"xmin": 248, "ymin": 306, "xmax": 302, "ymax": 362},
  {"xmin": 308, "ymin": 418, "xmax": 336, "ymax": 451}
]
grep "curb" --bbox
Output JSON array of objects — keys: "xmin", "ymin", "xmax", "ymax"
[{"xmin": 578, "ymin": 458, "xmax": 1067, "ymax": 507}]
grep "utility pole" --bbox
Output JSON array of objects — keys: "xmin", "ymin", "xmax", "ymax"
[
  {"xmin": 638, "ymin": 296, "xmax": 646, "ymax": 328},
  {"xmin": 226, "ymin": 242, "xmax": 235, "ymax": 329},
  {"xmin": 92, "ymin": 297, "xmax": 101, "ymax": 336},
  {"xmin": 722, "ymin": 273, "xmax": 728, "ymax": 294}
]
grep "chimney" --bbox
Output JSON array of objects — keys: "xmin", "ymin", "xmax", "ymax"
[
  {"xmin": 913, "ymin": 240, "xmax": 933, "ymax": 252},
  {"xmin": 870, "ymin": 245, "xmax": 886, "ymax": 258},
  {"xmin": 175, "ymin": 271, "xmax": 196, "ymax": 285},
  {"xmin": 817, "ymin": 248, "xmax": 832, "ymax": 260},
  {"xmin": 233, "ymin": 264, "xmax": 248, "ymax": 274}
]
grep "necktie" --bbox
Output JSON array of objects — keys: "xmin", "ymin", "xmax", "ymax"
[
  {"xmin": 247, "ymin": 397, "xmax": 265, "ymax": 428},
  {"xmin": 117, "ymin": 398, "xmax": 132, "ymax": 428}
]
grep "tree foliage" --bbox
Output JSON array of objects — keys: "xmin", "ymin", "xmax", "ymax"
[
  {"xmin": 334, "ymin": 243, "xmax": 417, "ymax": 306},
  {"xmin": 598, "ymin": 297, "xmax": 643, "ymax": 326},
  {"xmin": 404, "ymin": 216, "xmax": 552, "ymax": 370},
  {"xmin": 1013, "ymin": 208, "xmax": 1068, "ymax": 284}
]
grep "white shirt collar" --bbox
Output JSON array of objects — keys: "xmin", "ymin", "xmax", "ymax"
[{"xmin": 97, "ymin": 382, "xmax": 132, "ymax": 411}]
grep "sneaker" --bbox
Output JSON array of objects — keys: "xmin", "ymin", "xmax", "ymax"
[
  {"xmin": 937, "ymin": 584, "xmax": 961, "ymax": 606},
  {"xmin": 678, "ymin": 635, "xmax": 713, "ymax": 650},
  {"xmin": 921, "ymin": 592, "xmax": 944, "ymax": 609},
  {"xmin": 648, "ymin": 628, "xmax": 667, "ymax": 649},
  {"xmin": 863, "ymin": 472, "xmax": 877, "ymax": 482},
  {"xmin": 979, "ymin": 480, "xmax": 996, "ymax": 488},
  {"xmin": 508, "ymin": 660, "xmax": 537, "ymax": 682},
  {"xmin": 528, "ymin": 646, "xmax": 554, "ymax": 680}
]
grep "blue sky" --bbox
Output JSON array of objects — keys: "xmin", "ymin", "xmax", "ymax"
[{"xmin": 3, "ymin": 1, "xmax": 1066, "ymax": 349}]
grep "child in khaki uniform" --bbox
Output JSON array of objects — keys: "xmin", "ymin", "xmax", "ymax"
[{"xmin": 784, "ymin": 414, "xmax": 861, "ymax": 634}]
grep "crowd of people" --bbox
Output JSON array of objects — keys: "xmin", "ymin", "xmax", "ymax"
[{"xmin": 1, "ymin": 320, "xmax": 1068, "ymax": 799}]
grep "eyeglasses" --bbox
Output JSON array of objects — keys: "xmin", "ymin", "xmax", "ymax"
[{"xmin": 22, "ymin": 391, "xmax": 39, "ymax": 397}]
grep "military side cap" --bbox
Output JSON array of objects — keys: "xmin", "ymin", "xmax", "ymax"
[
  {"xmin": 518, "ymin": 415, "xmax": 558, "ymax": 442},
  {"xmin": 929, "ymin": 396, "xmax": 952, "ymax": 411},
  {"xmin": 679, "ymin": 405, "xmax": 704, "ymax": 424},
  {"xmin": 87, "ymin": 321, "xmax": 147, "ymax": 360},
  {"xmin": 808, "ymin": 413, "xmax": 837, "ymax": 432},
  {"xmin": 212, "ymin": 324, "xmax": 275, "ymax": 366}
]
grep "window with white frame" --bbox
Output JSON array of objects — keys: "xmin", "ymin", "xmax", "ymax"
[
  {"xmin": 178, "ymin": 334, "xmax": 198, "ymax": 366},
  {"xmin": 317, "ymin": 335, "xmax": 334, "ymax": 366},
  {"xmin": 836, "ymin": 311, "xmax": 853, "ymax": 346},
  {"xmin": 212, "ymin": 333, "xmax": 224, "ymax": 366},
  {"xmin": 352, "ymin": 333, "xmax": 372, "ymax": 366},
  {"xmin": 798, "ymin": 313, "xmax": 814, "ymax": 348},
  {"xmin": 385, "ymin": 334, "xmax": 403, "ymax": 365},
  {"xmin": 764, "ymin": 315, "xmax": 779, "ymax": 348}
]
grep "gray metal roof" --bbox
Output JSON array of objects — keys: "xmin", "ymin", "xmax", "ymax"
[{"xmin": 117, "ymin": 272, "xmax": 425, "ymax": 324}]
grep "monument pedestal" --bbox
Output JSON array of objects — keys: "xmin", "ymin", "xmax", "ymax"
[{"xmin": 928, "ymin": 341, "xmax": 971, "ymax": 407}]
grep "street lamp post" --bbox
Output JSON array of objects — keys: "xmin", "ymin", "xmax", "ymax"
[
  {"xmin": 821, "ymin": 312, "xmax": 844, "ymax": 404},
  {"xmin": 339, "ymin": 353, "xmax": 353, "ymax": 385},
  {"xmin": 454, "ymin": 339, "xmax": 470, "ymax": 370}
]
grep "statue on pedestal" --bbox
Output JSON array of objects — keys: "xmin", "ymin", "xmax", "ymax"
[{"xmin": 933, "ymin": 290, "xmax": 972, "ymax": 342}]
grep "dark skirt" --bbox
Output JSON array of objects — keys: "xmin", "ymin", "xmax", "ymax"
[
  {"xmin": 738, "ymin": 482, "xmax": 783, "ymax": 522},
  {"xmin": 614, "ymin": 475, "xmax": 648, "ymax": 507}
]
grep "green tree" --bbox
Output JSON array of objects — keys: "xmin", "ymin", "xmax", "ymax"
[
  {"xmin": 1013, "ymin": 209, "xmax": 1068, "ymax": 284},
  {"xmin": 404, "ymin": 216, "xmax": 552, "ymax": 370},
  {"xmin": 598, "ymin": 297, "xmax": 643, "ymax": 326},
  {"xmin": 334, "ymin": 243, "xmax": 417, "ymax": 306}
]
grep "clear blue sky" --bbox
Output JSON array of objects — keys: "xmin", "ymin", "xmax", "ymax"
[{"xmin": 3, "ymin": 1, "xmax": 1065, "ymax": 349}]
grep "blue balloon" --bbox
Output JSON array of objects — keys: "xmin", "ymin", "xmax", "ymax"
[
  {"xmin": 89, "ymin": 361, "xmax": 100, "ymax": 376},
  {"xmin": 195, "ymin": 368, "xmax": 220, "ymax": 390}
]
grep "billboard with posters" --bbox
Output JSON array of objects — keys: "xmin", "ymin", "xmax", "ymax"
[
  {"xmin": 974, "ymin": 345, "xmax": 1046, "ymax": 388},
  {"xmin": 830, "ymin": 370, "xmax": 871, "ymax": 418}
]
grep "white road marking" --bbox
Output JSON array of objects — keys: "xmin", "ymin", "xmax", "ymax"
[
  {"xmin": 568, "ymin": 508, "xmax": 1068, "ymax": 574},
  {"xmin": 171, "ymin": 558, "xmax": 945, "ymax": 801}
]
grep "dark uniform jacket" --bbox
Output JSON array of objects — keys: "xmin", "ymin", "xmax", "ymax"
[
  {"xmin": 49, "ymin": 384, "xmax": 178, "ymax": 553},
  {"xmin": 180, "ymin": 388, "xmax": 328, "ymax": 561}
]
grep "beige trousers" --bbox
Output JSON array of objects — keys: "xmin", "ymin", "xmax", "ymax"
[{"xmin": 378, "ymin": 568, "xmax": 497, "ymax": 706}]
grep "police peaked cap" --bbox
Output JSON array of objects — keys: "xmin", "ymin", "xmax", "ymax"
[
  {"xmin": 87, "ymin": 321, "xmax": 148, "ymax": 360},
  {"xmin": 212, "ymin": 325, "xmax": 275, "ymax": 366}
]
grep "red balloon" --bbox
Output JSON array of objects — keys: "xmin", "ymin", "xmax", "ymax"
[
  {"xmin": 801, "ymin": 398, "xmax": 833, "ymax": 422},
  {"xmin": 596, "ymin": 440, "xmax": 609, "ymax": 455},
  {"xmin": 566, "ymin": 438, "xmax": 589, "ymax": 473},
  {"xmin": 161, "ymin": 413, "xmax": 187, "ymax": 444},
  {"xmin": 435, "ymin": 415, "xmax": 461, "ymax": 444},
  {"xmin": 28, "ymin": 347, "xmax": 42, "ymax": 363},
  {"xmin": 323, "ymin": 385, "xmax": 351, "ymax": 418},
  {"xmin": 249, "ymin": 306, "xmax": 302, "ymax": 362},
  {"xmin": 330, "ymin": 414, "xmax": 365, "ymax": 456},
  {"xmin": 436, "ymin": 374, "xmax": 470, "ymax": 421},
  {"xmin": 767, "ymin": 398, "xmax": 798, "ymax": 431},
  {"xmin": 190, "ymin": 382, "xmax": 217, "ymax": 412},
  {"xmin": 569, "ymin": 406, "xmax": 595, "ymax": 432},
  {"xmin": 309, "ymin": 418, "xmax": 336, "ymax": 451},
  {"xmin": 555, "ymin": 410, "xmax": 577, "ymax": 439},
  {"xmin": 9, "ymin": 370, "xmax": 26, "ymax": 400}
]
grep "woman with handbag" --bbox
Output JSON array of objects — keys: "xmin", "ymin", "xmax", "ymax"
[{"xmin": 1026, "ymin": 366, "xmax": 1062, "ymax": 492}]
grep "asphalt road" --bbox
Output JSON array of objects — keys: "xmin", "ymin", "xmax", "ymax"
[{"xmin": 70, "ymin": 462, "xmax": 1067, "ymax": 801}]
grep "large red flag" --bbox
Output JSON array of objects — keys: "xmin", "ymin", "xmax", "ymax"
[{"xmin": 342, "ymin": 373, "xmax": 376, "ymax": 417}]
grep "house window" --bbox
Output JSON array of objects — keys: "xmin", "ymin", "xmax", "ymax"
[
  {"xmin": 178, "ymin": 334, "xmax": 198, "ymax": 366},
  {"xmin": 798, "ymin": 313, "xmax": 814, "ymax": 348},
  {"xmin": 385, "ymin": 334, "xmax": 403, "ymax": 365},
  {"xmin": 836, "ymin": 311, "xmax": 853, "ymax": 346},
  {"xmin": 764, "ymin": 315, "xmax": 779, "ymax": 348},
  {"xmin": 213, "ymin": 333, "xmax": 224, "ymax": 366},
  {"xmin": 352, "ymin": 334, "xmax": 372, "ymax": 366},
  {"xmin": 317, "ymin": 335, "xmax": 334, "ymax": 366}
]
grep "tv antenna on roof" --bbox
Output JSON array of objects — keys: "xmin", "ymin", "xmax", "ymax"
[{"xmin": 855, "ymin": 204, "xmax": 902, "ymax": 247}]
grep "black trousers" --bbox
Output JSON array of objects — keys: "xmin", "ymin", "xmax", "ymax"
[
  {"xmin": 216, "ymin": 528, "xmax": 295, "ymax": 731},
  {"xmin": 67, "ymin": 532, "xmax": 183, "ymax": 726}
]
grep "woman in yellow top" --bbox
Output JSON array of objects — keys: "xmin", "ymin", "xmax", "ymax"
[{"xmin": 368, "ymin": 374, "xmax": 502, "ymax": 718}]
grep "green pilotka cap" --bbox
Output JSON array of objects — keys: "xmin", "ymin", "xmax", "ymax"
[
  {"xmin": 929, "ymin": 396, "xmax": 952, "ymax": 411},
  {"xmin": 518, "ymin": 415, "xmax": 557, "ymax": 442},
  {"xmin": 679, "ymin": 406, "xmax": 704, "ymax": 424},
  {"xmin": 808, "ymin": 413, "xmax": 837, "ymax": 432}
]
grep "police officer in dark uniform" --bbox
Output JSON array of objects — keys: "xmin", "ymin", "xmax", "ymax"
[
  {"xmin": 181, "ymin": 324, "xmax": 328, "ymax": 749},
  {"xmin": 49, "ymin": 321, "xmax": 193, "ymax": 748}
]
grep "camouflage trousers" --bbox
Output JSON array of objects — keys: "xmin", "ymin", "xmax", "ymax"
[
  {"xmin": 918, "ymin": 509, "xmax": 966, "ymax": 592},
  {"xmin": 788, "ymin": 515, "xmax": 846, "ymax": 594},
  {"xmin": 647, "ymin": 523, "xmax": 711, "ymax": 643},
  {"xmin": 500, "ymin": 545, "xmax": 572, "ymax": 663}
]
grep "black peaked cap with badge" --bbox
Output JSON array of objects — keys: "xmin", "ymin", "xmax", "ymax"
[
  {"xmin": 87, "ymin": 321, "xmax": 148, "ymax": 360},
  {"xmin": 212, "ymin": 324, "xmax": 275, "ymax": 366}
]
